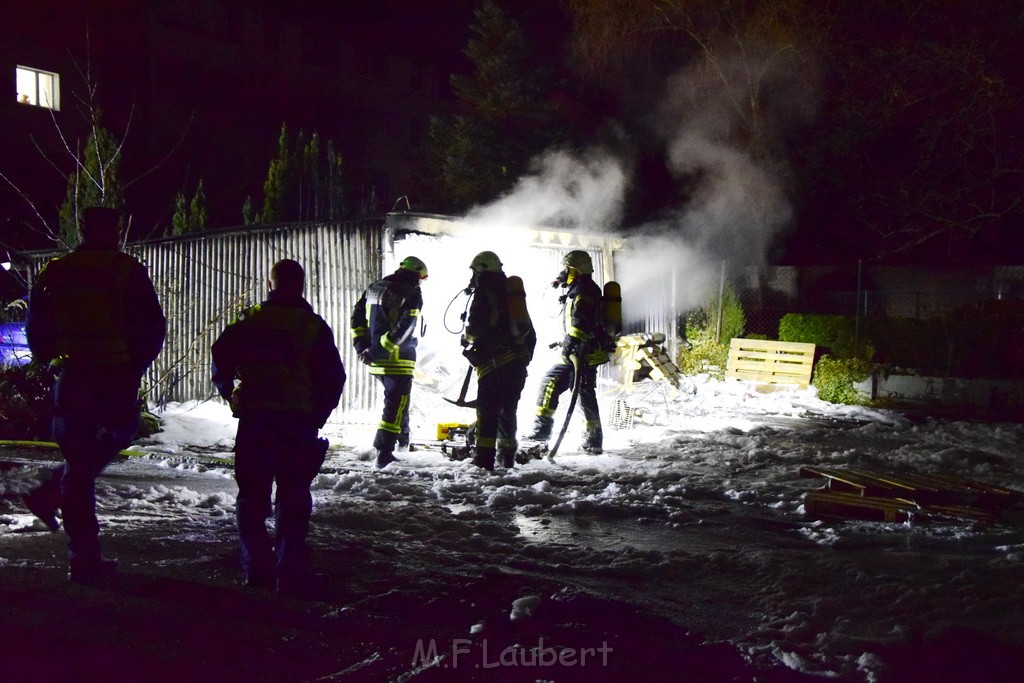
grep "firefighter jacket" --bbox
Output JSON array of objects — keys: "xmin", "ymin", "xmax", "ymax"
[
  {"xmin": 561, "ymin": 274, "xmax": 611, "ymax": 368},
  {"xmin": 350, "ymin": 269, "xmax": 422, "ymax": 376},
  {"xmin": 27, "ymin": 245, "xmax": 166, "ymax": 375},
  {"xmin": 462, "ymin": 271, "xmax": 536, "ymax": 378},
  {"xmin": 211, "ymin": 290, "xmax": 345, "ymax": 428}
]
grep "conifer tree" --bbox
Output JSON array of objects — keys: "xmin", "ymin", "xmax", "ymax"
[{"xmin": 428, "ymin": 0, "xmax": 566, "ymax": 209}]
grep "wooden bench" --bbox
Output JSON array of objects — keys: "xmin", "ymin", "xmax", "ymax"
[{"xmin": 725, "ymin": 338, "xmax": 816, "ymax": 388}]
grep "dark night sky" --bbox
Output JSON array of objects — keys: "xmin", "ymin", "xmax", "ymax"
[{"xmin": 2, "ymin": 0, "xmax": 1023, "ymax": 271}]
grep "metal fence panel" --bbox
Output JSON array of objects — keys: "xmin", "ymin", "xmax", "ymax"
[{"xmin": 27, "ymin": 221, "xmax": 385, "ymax": 423}]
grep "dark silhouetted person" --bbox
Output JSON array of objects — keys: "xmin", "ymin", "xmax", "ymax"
[
  {"xmin": 526, "ymin": 250, "xmax": 611, "ymax": 454},
  {"xmin": 461, "ymin": 251, "xmax": 536, "ymax": 471},
  {"xmin": 212, "ymin": 259, "xmax": 345, "ymax": 595},
  {"xmin": 23, "ymin": 206, "xmax": 166, "ymax": 583},
  {"xmin": 350, "ymin": 256, "xmax": 427, "ymax": 468}
]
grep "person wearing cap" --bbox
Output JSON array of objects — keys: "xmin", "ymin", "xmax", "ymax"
[
  {"xmin": 350, "ymin": 256, "xmax": 427, "ymax": 468},
  {"xmin": 526, "ymin": 250, "xmax": 610, "ymax": 454},
  {"xmin": 23, "ymin": 205, "xmax": 166, "ymax": 583},
  {"xmin": 461, "ymin": 251, "xmax": 536, "ymax": 471},
  {"xmin": 211, "ymin": 259, "xmax": 345, "ymax": 595}
]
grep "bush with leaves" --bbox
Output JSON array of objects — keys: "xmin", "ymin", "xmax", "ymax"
[
  {"xmin": 678, "ymin": 284, "xmax": 745, "ymax": 377},
  {"xmin": 943, "ymin": 300, "xmax": 1024, "ymax": 379},
  {"xmin": 0, "ymin": 363, "xmax": 56, "ymax": 440},
  {"xmin": 779, "ymin": 313, "xmax": 873, "ymax": 360},
  {"xmin": 812, "ymin": 355, "xmax": 873, "ymax": 405}
]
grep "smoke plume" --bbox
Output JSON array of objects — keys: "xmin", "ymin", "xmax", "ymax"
[
  {"xmin": 466, "ymin": 148, "xmax": 630, "ymax": 232},
  {"xmin": 458, "ymin": 42, "xmax": 818, "ymax": 327}
]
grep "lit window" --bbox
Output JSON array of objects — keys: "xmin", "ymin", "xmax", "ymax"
[{"xmin": 16, "ymin": 66, "xmax": 60, "ymax": 110}]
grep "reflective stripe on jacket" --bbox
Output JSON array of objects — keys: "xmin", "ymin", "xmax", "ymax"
[
  {"xmin": 563, "ymin": 275, "xmax": 609, "ymax": 367},
  {"xmin": 350, "ymin": 270, "xmax": 422, "ymax": 376}
]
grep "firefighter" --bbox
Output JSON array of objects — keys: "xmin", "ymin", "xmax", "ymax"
[
  {"xmin": 211, "ymin": 259, "xmax": 345, "ymax": 594},
  {"xmin": 526, "ymin": 250, "xmax": 611, "ymax": 454},
  {"xmin": 23, "ymin": 206, "xmax": 166, "ymax": 583},
  {"xmin": 461, "ymin": 251, "xmax": 536, "ymax": 471},
  {"xmin": 351, "ymin": 256, "xmax": 427, "ymax": 468}
]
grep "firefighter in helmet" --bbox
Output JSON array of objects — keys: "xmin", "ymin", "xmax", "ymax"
[
  {"xmin": 350, "ymin": 255, "xmax": 427, "ymax": 468},
  {"xmin": 526, "ymin": 250, "xmax": 610, "ymax": 453},
  {"xmin": 23, "ymin": 206, "xmax": 166, "ymax": 583},
  {"xmin": 461, "ymin": 251, "xmax": 536, "ymax": 471}
]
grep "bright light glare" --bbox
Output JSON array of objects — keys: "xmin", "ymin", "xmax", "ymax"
[{"xmin": 393, "ymin": 226, "xmax": 589, "ymax": 421}]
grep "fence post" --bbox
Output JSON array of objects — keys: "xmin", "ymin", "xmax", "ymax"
[
  {"xmin": 716, "ymin": 261, "xmax": 726, "ymax": 343},
  {"xmin": 854, "ymin": 259, "xmax": 862, "ymax": 358}
]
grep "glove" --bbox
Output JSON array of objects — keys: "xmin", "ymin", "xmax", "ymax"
[{"xmin": 358, "ymin": 349, "xmax": 373, "ymax": 366}]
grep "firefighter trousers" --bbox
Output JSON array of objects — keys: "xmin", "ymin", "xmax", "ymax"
[
  {"xmin": 474, "ymin": 360, "xmax": 528, "ymax": 469},
  {"xmin": 372, "ymin": 374, "xmax": 412, "ymax": 454},
  {"xmin": 530, "ymin": 361, "xmax": 602, "ymax": 446}
]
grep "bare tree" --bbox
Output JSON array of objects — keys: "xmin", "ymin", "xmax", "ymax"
[{"xmin": 1, "ymin": 29, "xmax": 191, "ymax": 250}]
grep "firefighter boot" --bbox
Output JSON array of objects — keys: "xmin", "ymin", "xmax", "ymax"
[
  {"xmin": 473, "ymin": 447, "xmax": 496, "ymax": 472},
  {"xmin": 498, "ymin": 448, "xmax": 516, "ymax": 469},
  {"xmin": 375, "ymin": 450, "xmax": 399, "ymax": 468},
  {"xmin": 69, "ymin": 557, "xmax": 119, "ymax": 584},
  {"xmin": 582, "ymin": 428, "xmax": 603, "ymax": 455},
  {"xmin": 526, "ymin": 416, "xmax": 553, "ymax": 443}
]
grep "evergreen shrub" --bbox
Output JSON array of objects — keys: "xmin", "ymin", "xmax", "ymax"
[
  {"xmin": 779, "ymin": 313, "xmax": 872, "ymax": 360},
  {"xmin": 812, "ymin": 355, "xmax": 873, "ymax": 405}
]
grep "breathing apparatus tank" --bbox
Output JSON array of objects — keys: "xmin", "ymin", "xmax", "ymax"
[
  {"xmin": 603, "ymin": 280, "xmax": 622, "ymax": 337},
  {"xmin": 506, "ymin": 275, "xmax": 532, "ymax": 346}
]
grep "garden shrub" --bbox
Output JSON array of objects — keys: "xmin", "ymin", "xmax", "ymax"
[
  {"xmin": 944, "ymin": 300, "xmax": 1024, "ymax": 379},
  {"xmin": 678, "ymin": 340, "xmax": 729, "ymax": 378},
  {"xmin": 0, "ymin": 363, "xmax": 56, "ymax": 440},
  {"xmin": 779, "ymin": 313, "xmax": 873, "ymax": 360},
  {"xmin": 678, "ymin": 284, "xmax": 745, "ymax": 378},
  {"xmin": 812, "ymin": 355, "xmax": 873, "ymax": 405},
  {"xmin": 864, "ymin": 316, "xmax": 949, "ymax": 375}
]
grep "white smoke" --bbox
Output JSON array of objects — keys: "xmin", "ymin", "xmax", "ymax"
[
  {"xmin": 466, "ymin": 148, "xmax": 629, "ymax": 232},
  {"xmin": 616, "ymin": 43, "xmax": 818, "ymax": 323},
  {"xmin": 446, "ymin": 43, "xmax": 817, "ymax": 329}
]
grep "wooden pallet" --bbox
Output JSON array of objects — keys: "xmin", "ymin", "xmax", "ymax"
[
  {"xmin": 800, "ymin": 465, "xmax": 1022, "ymax": 524},
  {"xmin": 725, "ymin": 338, "xmax": 816, "ymax": 388},
  {"xmin": 803, "ymin": 490, "xmax": 998, "ymax": 524},
  {"xmin": 799, "ymin": 465, "xmax": 1022, "ymax": 509}
]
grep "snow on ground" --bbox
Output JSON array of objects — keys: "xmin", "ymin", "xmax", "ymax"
[{"xmin": 4, "ymin": 375, "xmax": 1024, "ymax": 680}]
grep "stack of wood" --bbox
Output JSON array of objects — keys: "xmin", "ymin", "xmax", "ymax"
[{"xmin": 800, "ymin": 465, "xmax": 1024, "ymax": 524}]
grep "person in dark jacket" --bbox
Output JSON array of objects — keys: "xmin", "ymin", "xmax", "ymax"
[
  {"xmin": 211, "ymin": 259, "xmax": 345, "ymax": 594},
  {"xmin": 23, "ymin": 206, "xmax": 166, "ymax": 583},
  {"xmin": 526, "ymin": 250, "xmax": 610, "ymax": 454},
  {"xmin": 461, "ymin": 251, "xmax": 536, "ymax": 471},
  {"xmin": 350, "ymin": 256, "xmax": 427, "ymax": 468}
]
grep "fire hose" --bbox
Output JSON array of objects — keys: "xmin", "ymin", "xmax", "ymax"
[{"xmin": 547, "ymin": 353, "xmax": 582, "ymax": 461}]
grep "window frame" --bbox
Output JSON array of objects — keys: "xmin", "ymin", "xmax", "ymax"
[{"xmin": 16, "ymin": 65, "xmax": 61, "ymax": 110}]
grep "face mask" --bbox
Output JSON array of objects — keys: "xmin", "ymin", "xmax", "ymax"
[{"xmin": 551, "ymin": 268, "xmax": 570, "ymax": 288}]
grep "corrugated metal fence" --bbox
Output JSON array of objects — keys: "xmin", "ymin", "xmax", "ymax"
[
  {"xmin": 25, "ymin": 215, "xmax": 649, "ymax": 423},
  {"xmin": 29, "ymin": 220, "xmax": 385, "ymax": 423}
]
